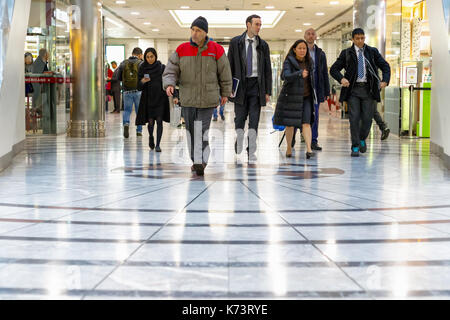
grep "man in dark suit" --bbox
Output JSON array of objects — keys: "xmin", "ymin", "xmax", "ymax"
[
  {"xmin": 227, "ymin": 14, "xmax": 272, "ymax": 162},
  {"xmin": 330, "ymin": 28, "xmax": 391, "ymax": 157}
]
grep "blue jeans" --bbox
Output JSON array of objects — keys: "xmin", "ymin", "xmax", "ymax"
[
  {"xmin": 312, "ymin": 103, "xmax": 319, "ymax": 144},
  {"xmin": 123, "ymin": 91, "xmax": 142, "ymax": 132},
  {"xmin": 213, "ymin": 104, "xmax": 225, "ymax": 119}
]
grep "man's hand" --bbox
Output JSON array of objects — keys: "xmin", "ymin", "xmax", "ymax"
[
  {"xmin": 173, "ymin": 98, "xmax": 179, "ymax": 105},
  {"xmin": 141, "ymin": 78, "xmax": 150, "ymax": 84},
  {"xmin": 265, "ymin": 94, "xmax": 271, "ymax": 103},
  {"xmin": 341, "ymin": 78, "xmax": 350, "ymax": 87},
  {"xmin": 220, "ymin": 97, "xmax": 228, "ymax": 106},
  {"xmin": 166, "ymin": 86, "xmax": 174, "ymax": 97},
  {"xmin": 380, "ymin": 82, "xmax": 388, "ymax": 89}
]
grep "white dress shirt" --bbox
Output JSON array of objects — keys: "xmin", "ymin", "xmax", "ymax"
[
  {"xmin": 245, "ymin": 33, "xmax": 258, "ymax": 78},
  {"xmin": 355, "ymin": 46, "xmax": 367, "ymax": 82}
]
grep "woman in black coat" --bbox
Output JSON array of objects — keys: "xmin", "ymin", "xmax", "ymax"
[
  {"xmin": 136, "ymin": 48, "xmax": 170, "ymax": 152},
  {"xmin": 273, "ymin": 39, "xmax": 317, "ymax": 159}
]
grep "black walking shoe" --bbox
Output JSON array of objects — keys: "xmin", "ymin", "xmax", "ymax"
[
  {"xmin": 360, "ymin": 140, "xmax": 367, "ymax": 154},
  {"xmin": 155, "ymin": 146, "xmax": 161, "ymax": 153},
  {"xmin": 311, "ymin": 143, "xmax": 323, "ymax": 151},
  {"xmin": 220, "ymin": 115, "xmax": 225, "ymax": 121},
  {"xmin": 306, "ymin": 152, "xmax": 314, "ymax": 159},
  {"xmin": 381, "ymin": 128, "xmax": 390, "ymax": 141},
  {"xmin": 149, "ymin": 136, "xmax": 155, "ymax": 150},
  {"xmin": 212, "ymin": 117, "xmax": 218, "ymax": 122},
  {"xmin": 123, "ymin": 125, "xmax": 129, "ymax": 139},
  {"xmin": 193, "ymin": 164, "xmax": 205, "ymax": 176}
]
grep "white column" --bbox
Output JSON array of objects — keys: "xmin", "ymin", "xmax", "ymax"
[
  {"xmin": 138, "ymin": 38, "xmax": 155, "ymax": 51},
  {"xmin": 156, "ymin": 39, "xmax": 169, "ymax": 64}
]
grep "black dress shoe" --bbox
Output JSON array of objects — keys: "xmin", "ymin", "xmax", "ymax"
[
  {"xmin": 381, "ymin": 128, "xmax": 390, "ymax": 140},
  {"xmin": 193, "ymin": 164, "xmax": 204, "ymax": 176},
  {"xmin": 311, "ymin": 143, "xmax": 322, "ymax": 151},
  {"xmin": 123, "ymin": 125, "xmax": 129, "ymax": 139},
  {"xmin": 306, "ymin": 152, "xmax": 314, "ymax": 159},
  {"xmin": 155, "ymin": 146, "xmax": 161, "ymax": 152},
  {"xmin": 149, "ymin": 136, "xmax": 155, "ymax": 150}
]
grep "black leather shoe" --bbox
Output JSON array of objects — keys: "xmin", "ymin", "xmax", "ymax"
[
  {"xmin": 123, "ymin": 125, "xmax": 129, "ymax": 139},
  {"xmin": 193, "ymin": 164, "xmax": 204, "ymax": 176},
  {"xmin": 381, "ymin": 128, "xmax": 390, "ymax": 141},
  {"xmin": 306, "ymin": 152, "xmax": 314, "ymax": 159},
  {"xmin": 149, "ymin": 136, "xmax": 155, "ymax": 150},
  {"xmin": 311, "ymin": 143, "xmax": 322, "ymax": 151},
  {"xmin": 155, "ymin": 146, "xmax": 161, "ymax": 152}
]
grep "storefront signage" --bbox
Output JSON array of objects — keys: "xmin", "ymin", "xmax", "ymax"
[{"xmin": 25, "ymin": 76, "xmax": 72, "ymax": 84}]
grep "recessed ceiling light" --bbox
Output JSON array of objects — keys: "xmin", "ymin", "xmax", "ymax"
[
  {"xmin": 329, "ymin": 1, "xmax": 339, "ymax": 4},
  {"xmin": 143, "ymin": 22, "xmax": 151, "ymax": 25},
  {"xmin": 115, "ymin": 0, "xmax": 126, "ymax": 4},
  {"xmin": 303, "ymin": 23, "xmax": 311, "ymax": 26},
  {"xmin": 265, "ymin": 5, "xmax": 275, "ymax": 9},
  {"xmin": 180, "ymin": 6, "xmax": 190, "ymax": 9},
  {"xmin": 316, "ymin": 12, "xmax": 325, "ymax": 16},
  {"xmin": 295, "ymin": 29, "xmax": 302, "ymax": 32},
  {"xmin": 131, "ymin": 12, "xmax": 140, "ymax": 15},
  {"xmin": 152, "ymin": 28, "xmax": 159, "ymax": 32}
]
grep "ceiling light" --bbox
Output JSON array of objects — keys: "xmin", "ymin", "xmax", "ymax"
[
  {"xmin": 131, "ymin": 12, "xmax": 140, "ymax": 15},
  {"xmin": 143, "ymin": 22, "xmax": 151, "ymax": 25},
  {"xmin": 180, "ymin": 6, "xmax": 190, "ymax": 9},
  {"xmin": 295, "ymin": 29, "xmax": 302, "ymax": 32},
  {"xmin": 152, "ymin": 28, "xmax": 160, "ymax": 32},
  {"xmin": 316, "ymin": 12, "xmax": 325, "ymax": 16},
  {"xmin": 169, "ymin": 10, "xmax": 285, "ymax": 28},
  {"xmin": 265, "ymin": 6, "xmax": 275, "ymax": 9},
  {"xmin": 115, "ymin": 0, "xmax": 126, "ymax": 4},
  {"xmin": 329, "ymin": 1, "xmax": 339, "ymax": 4},
  {"xmin": 303, "ymin": 23, "xmax": 312, "ymax": 26}
]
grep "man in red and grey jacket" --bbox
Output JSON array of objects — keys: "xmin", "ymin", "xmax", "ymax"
[{"xmin": 163, "ymin": 16, "xmax": 232, "ymax": 176}]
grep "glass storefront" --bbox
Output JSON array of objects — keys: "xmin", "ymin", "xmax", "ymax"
[
  {"xmin": 385, "ymin": 0, "xmax": 432, "ymax": 138},
  {"xmin": 24, "ymin": 0, "xmax": 72, "ymax": 135}
]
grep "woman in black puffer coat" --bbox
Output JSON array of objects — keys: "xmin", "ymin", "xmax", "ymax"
[
  {"xmin": 136, "ymin": 48, "xmax": 170, "ymax": 152},
  {"xmin": 273, "ymin": 39, "xmax": 317, "ymax": 159}
]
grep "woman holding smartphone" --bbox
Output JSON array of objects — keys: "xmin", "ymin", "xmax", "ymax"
[
  {"xmin": 136, "ymin": 48, "xmax": 170, "ymax": 151},
  {"xmin": 273, "ymin": 39, "xmax": 317, "ymax": 159}
]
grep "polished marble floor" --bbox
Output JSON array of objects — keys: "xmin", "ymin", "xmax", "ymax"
[{"xmin": 1, "ymin": 104, "xmax": 450, "ymax": 300}]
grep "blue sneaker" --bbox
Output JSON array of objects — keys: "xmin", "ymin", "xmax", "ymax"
[
  {"xmin": 351, "ymin": 146, "xmax": 360, "ymax": 157},
  {"xmin": 360, "ymin": 140, "xmax": 367, "ymax": 153}
]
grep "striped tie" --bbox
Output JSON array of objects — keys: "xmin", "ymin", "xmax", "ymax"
[{"xmin": 358, "ymin": 49, "xmax": 365, "ymax": 80}]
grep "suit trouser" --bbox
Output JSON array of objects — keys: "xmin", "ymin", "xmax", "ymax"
[
  {"xmin": 183, "ymin": 107, "xmax": 215, "ymax": 164},
  {"xmin": 348, "ymin": 84, "xmax": 376, "ymax": 149},
  {"xmin": 373, "ymin": 108, "xmax": 387, "ymax": 131},
  {"xmin": 234, "ymin": 77, "xmax": 261, "ymax": 155},
  {"xmin": 312, "ymin": 103, "xmax": 320, "ymax": 144}
]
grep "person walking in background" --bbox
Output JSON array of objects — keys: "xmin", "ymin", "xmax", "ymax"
[
  {"xmin": 274, "ymin": 40, "xmax": 317, "ymax": 160},
  {"xmin": 136, "ymin": 48, "xmax": 170, "ymax": 152},
  {"xmin": 301, "ymin": 28, "xmax": 330, "ymax": 151},
  {"xmin": 113, "ymin": 47, "xmax": 144, "ymax": 138},
  {"xmin": 110, "ymin": 61, "xmax": 121, "ymax": 114},
  {"xmin": 212, "ymin": 97, "xmax": 225, "ymax": 121},
  {"xmin": 330, "ymin": 28, "xmax": 391, "ymax": 157},
  {"xmin": 105, "ymin": 63, "xmax": 113, "ymax": 112},
  {"xmin": 227, "ymin": 14, "xmax": 272, "ymax": 162},
  {"xmin": 163, "ymin": 16, "xmax": 232, "ymax": 176},
  {"xmin": 373, "ymin": 109, "xmax": 390, "ymax": 140},
  {"xmin": 31, "ymin": 48, "xmax": 50, "ymax": 112}
]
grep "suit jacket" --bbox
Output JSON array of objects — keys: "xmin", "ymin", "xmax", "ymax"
[
  {"xmin": 330, "ymin": 44, "xmax": 390, "ymax": 102},
  {"xmin": 227, "ymin": 31, "xmax": 272, "ymax": 107}
]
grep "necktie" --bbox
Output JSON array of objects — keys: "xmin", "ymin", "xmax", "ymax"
[
  {"xmin": 247, "ymin": 39, "xmax": 253, "ymax": 77},
  {"xmin": 358, "ymin": 49, "xmax": 365, "ymax": 80}
]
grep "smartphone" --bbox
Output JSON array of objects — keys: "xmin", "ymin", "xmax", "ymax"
[{"xmin": 144, "ymin": 74, "xmax": 150, "ymax": 80}]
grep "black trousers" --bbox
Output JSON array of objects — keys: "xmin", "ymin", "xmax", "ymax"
[
  {"xmin": 234, "ymin": 77, "xmax": 261, "ymax": 155},
  {"xmin": 373, "ymin": 108, "xmax": 387, "ymax": 131},
  {"xmin": 111, "ymin": 87, "xmax": 121, "ymax": 112},
  {"xmin": 183, "ymin": 107, "xmax": 215, "ymax": 164},
  {"xmin": 348, "ymin": 84, "xmax": 376, "ymax": 149}
]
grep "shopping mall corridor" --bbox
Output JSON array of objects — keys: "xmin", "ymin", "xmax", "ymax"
[{"xmin": 1, "ymin": 105, "xmax": 450, "ymax": 299}]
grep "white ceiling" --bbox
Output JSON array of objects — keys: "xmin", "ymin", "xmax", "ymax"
[{"xmin": 102, "ymin": 0, "xmax": 354, "ymax": 40}]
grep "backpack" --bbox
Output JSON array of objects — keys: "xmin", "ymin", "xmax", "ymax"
[{"xmin": 123, "ymin": 59, "xmax": 139, "ymax": 89}]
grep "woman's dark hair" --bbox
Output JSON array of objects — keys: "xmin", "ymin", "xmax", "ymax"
[
  {"xmin": 24, "ymin": 52, "xmax": 33, "ymax": 61},
  {"xmin": 144, "ymin": 47, "xmax": 158, "ymax": 64},
  {"xmin": 286, "ymin": 39, "xmax": 311, "ymax": 68}
]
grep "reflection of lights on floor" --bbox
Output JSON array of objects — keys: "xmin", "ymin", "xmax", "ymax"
[
  {"xmin": 268, "ymin": 218, "xmax": 287, "ymax": 296},
  {"xmin": 392, "ymin": 267, "xmax": 409, "ymax": 298}
]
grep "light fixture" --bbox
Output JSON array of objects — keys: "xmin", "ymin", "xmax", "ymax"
[
  {"xmin": 152, "ymin": 28, "xmax": 160, "ymax": 32},
  {"xmin": 265, "ymin": 5, "xmax": 275, "ymax": 9},
  {"xmin": 303, "ymin": 23, "xmax": 311, "ymax": 26},
  {"xmin": 131, "ymin": 12, "xmax": 140, "ymax": 15},
  {"xmin": 115, "ymin": 0, "xmax": 126, "ymax": 4},
  {"xmin": 169, "ymin": 10, "xmax": 285, "ymax": 28},
  {"xmin": 295, "ymin": 29, "xmax": 302, "ymax": 32},
  {"xmin": 329, "ymin": 1, "xmax": 339, "ymax": 4},
  {"xmin": 143, "ymin": 22, "xmax": 151, "ymax": 25},
  {"xmin": 316, "ymin": 12, "xmax": 325, "ymax": 16},
  {"xmin": 180, "ymin": 6, "xmax": 190, "ymax": 9}
]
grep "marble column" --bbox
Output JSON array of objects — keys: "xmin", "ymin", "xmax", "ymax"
[{"xmin": 353, "ymin": 0, "xmax": 386, "ymax": 55}]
